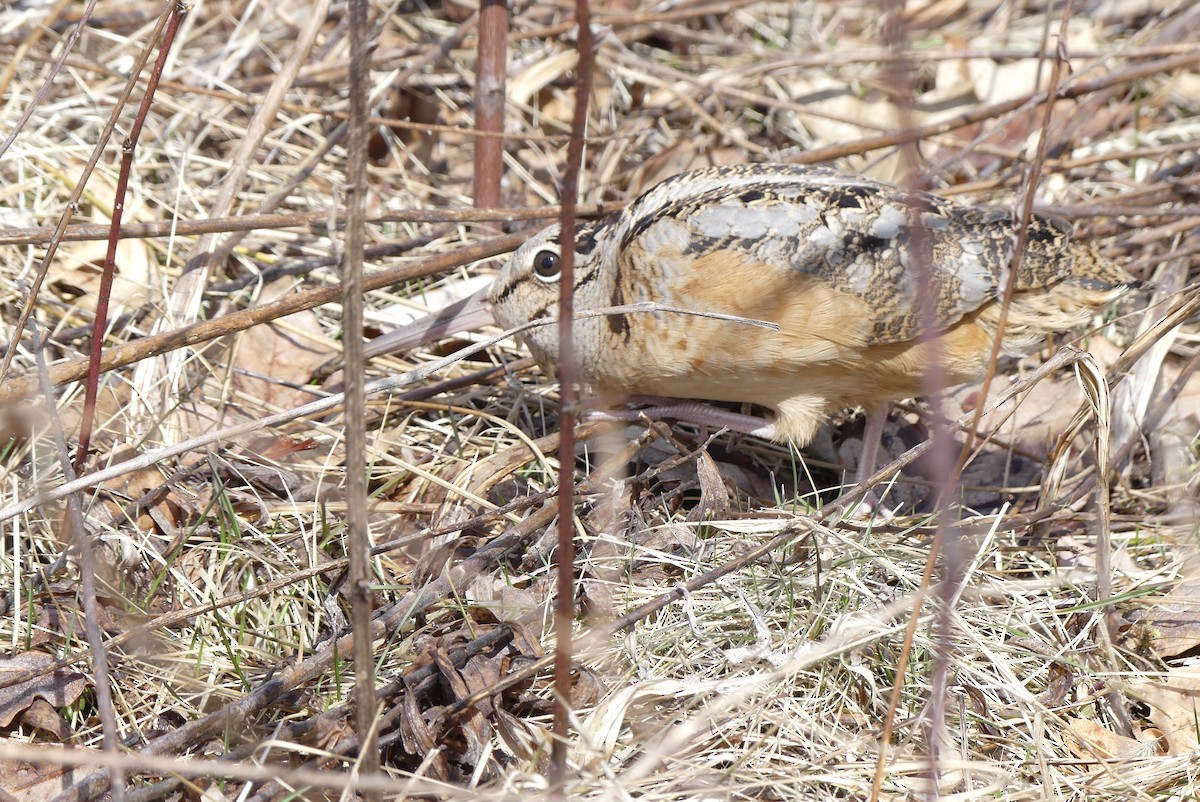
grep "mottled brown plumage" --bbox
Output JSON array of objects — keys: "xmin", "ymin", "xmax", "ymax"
[{"xmin": 489, "ymin": 163, "xmax": 1135, "ymax": 448}]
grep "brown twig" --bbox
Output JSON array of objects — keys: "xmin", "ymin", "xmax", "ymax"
[
  {"xmin": 342, "ymin": 0, "xmax": 379, "ymax": 791},
  {"xmin": 0, "ymin": 205, "xmax": 601, "ymax": 247},
  {"xmin": 551, "ymin": 0, "xmax": 596, "ymax": 785},
  {"xmin": 75, "ymin": 2, "xmax": 186, "ymax": 474},
  {"xmin": 473, "ymin": 0, "xmax": 507, "ymax": 209}
]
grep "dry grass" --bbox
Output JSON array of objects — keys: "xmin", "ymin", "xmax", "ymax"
[{"xmin": 0, "ymin": 0, "xmax": 1197, "ymax": 799}]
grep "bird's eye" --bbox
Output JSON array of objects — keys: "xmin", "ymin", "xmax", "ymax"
[{"xmin": 531, "ymin": 249, "xmax": 560, "ymax": 281}]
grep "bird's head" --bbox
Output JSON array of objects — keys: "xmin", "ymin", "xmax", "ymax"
[{"xmin": 488, "ymin": 219, "xmax": 616, "ymax": 367}]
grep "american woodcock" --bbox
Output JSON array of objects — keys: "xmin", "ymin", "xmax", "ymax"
[{"xmin": 488, "ymin": 163, "xmax": 1137, "ymax": 472}]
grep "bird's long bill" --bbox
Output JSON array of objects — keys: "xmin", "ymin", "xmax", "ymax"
[{"xmin": 363, "ymin": 286, "xmax": 496, "ymax": 360}]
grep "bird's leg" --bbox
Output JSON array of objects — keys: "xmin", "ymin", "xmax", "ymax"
[
  {"xmin": 838, "ymin": 401, "xmax": 899, "ymax": 515},
  {"xmin": 583, "ymin": 396, "xmax": 780, "ymax": 440},
  {"xmin": 855, "ymin": 402, "xmax": 892, "ymax": 487}
]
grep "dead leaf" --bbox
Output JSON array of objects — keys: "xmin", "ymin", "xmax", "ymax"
[
  {"xmin": 228, "ymin": 280, "xmax": 337, "ymax": 410},
  {"xmin": 1039, "ymin": 661, "xmax": 1076, "ymax": 708},
  {"xmin": 503, "ymin": 621, "xmax": 544, "ymax": 664},
  {"xmin": 0, "ymin": 745, "xmax": 89, "ymax": 802},
  {"xmin": 1132, "ymin": 576, "xmax": 1200, "ymax": 659},
  {"xmin": 1130, "ymin": 671, "xmax": 1200, "ymax": 754},
  {"xmin": 636, "ymin": 524, "xmax": 703, "ymax": 563},
  {"xmin": 95, "ymin": 446, "xmax": 177, "ymax": 535},
  {"xmin": 18, "ymin": 699, "xmax": 74, "ymax": 741},
  {"xmin": 494, "ymin": 705, "xmax": 542, "ymax": 763},
  {"xmin": 1064, "ymin": 718, "xmax": 1158, "ymax": 760},
  {"xmin": 456, "ymin": 654, "xmax": 502, "ymax": 771},
  {"xmin": 243, "ymin": 435, "xmax": 318, "ymax": 462},
  {"xmin": 465, "ymin": 575, "xmax": 544, "ymax": 627},
  {"xmin": 571, "ymin": 665, "xmax": 606, "ymax": 708},
  {"xmin": 688, "ymin": 450, "xmax": 730, "ymax": 522},
  {"xmin": 0, "ymin": 653, "xmax": 88, "ymax": 730},
  {"xmin": 399, "ymin": 691, "xmax": 446, "ymax": 778},
  {"xmin": 509, "ymin": 50, "xmax": 577, "ymax": 109},
  {"xmin": 580, "ymin": 578, "xmax": 615, "ymax": 620},
  {"xmin": 46, "ymin": 171, "xmax": 157, "ymax": 315}
]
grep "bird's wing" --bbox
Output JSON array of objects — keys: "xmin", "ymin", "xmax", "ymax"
[{"xmin": 627, "ymin": 183, "xmax": 1031, "ymax": 346}]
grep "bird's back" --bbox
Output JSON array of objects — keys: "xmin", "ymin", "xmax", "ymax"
[{"xmin": 615, "ymin": 164, "xmax": 1131, "ymax": 344}]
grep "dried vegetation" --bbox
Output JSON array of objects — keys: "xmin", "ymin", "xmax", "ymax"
[{"xmin": 0, "ymin": 0, "xmax": 1198, "ymax": 799}]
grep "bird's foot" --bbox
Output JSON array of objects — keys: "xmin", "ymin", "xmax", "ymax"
[{"xmin": 837, "ymin": 480, "xmax": 901, "ymax": 520}]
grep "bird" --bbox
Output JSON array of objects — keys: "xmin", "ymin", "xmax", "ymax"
[{"xmin": 488, "ymin": 163, "xmax": 1136, "ymax": 486}]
